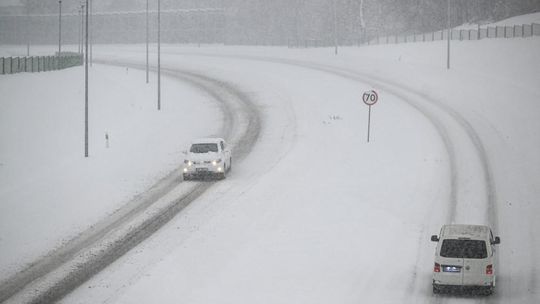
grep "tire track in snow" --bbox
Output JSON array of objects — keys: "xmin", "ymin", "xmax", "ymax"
[
  {"xmin": 298, "ymin": 61, "xmax": 497, "ymax": 225},
  {"xmin": 170, "ymin": 52, "xmax": 499, "ymax": 304},
  {"xmin": 168, "ymin": 52, "xmax": 461, "ymax": 224},
  {"xmin": 266, "ymin": 59, "xmax": 499, "ymax": 304},
  {"xmin": 0, "ymin": 63, "xmax": 261, "ymax": 304},
  {"xmin": 175, "ymin": 52, "xmax": 499, "ymax": 230},
  {"xmin": 262, "ymin": 58, "xmax": 499, "ymax": 304}
]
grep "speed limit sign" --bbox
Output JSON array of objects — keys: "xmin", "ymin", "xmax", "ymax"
[
  {"xmin": 362, "ymin": 90, "xmax": 378, "ymax": 142},
  {"xmin": 362, "ymin": 90, "xmax": 378, "ymax": 106}
]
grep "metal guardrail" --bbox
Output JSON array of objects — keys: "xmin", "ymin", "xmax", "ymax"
[{"xmin": 0, "ymin": 52, "xmax": 82, "ymax": 75}]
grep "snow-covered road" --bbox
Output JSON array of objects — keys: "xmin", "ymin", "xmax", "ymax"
[
  {"xmin": 1, "ymin": 35, "xmax": 539, "ymax": 304},
  {"xmin": 59, "ymin": 38, "xmax": 539, "ymax": 304},
  {"xmin": 0, "ymin": 61, "xmax": 262, "ymax": 303}
]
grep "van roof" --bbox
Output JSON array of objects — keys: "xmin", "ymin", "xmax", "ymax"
[
  {"xmin": 441, "ymin": 224, "xmax": 490, "ymax": 240},
  {"xmin": 191, "ymin": 138, "xmax": 224, "ymax": 144}
]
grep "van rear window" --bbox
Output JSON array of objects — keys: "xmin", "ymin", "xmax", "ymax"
[{"xmin": 440, "ymin": 239, "xmax": 487, "ymax": 259}]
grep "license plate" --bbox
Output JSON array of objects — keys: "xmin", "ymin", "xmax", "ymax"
[
  {"xmin": 442, "ymin": 265, "xmax": 461, "ymax": 273},
  {"xmin": 196, "ymin": 168, "xmax": 208, "ymax": 172}
]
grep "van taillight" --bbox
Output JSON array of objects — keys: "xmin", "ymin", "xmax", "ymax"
[
  {"xmin": 486, "ymin": 264, "xmax": 493, "ymax": 275},
  {"xmin": 434, "ymin": 263, "xmax": 441, "ymax": 272}
]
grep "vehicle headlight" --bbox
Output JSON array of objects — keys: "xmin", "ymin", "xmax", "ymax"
[
  {"xmin": 184, "ymin": 160, "xmax": 192, "ymax": 166},
  {"xmin": 212, "ymin": 159, "xmax": 222, "ymax": 166}
]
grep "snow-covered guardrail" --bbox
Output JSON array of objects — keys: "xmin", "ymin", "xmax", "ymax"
[{"xmin": 0, "ymin": 52, "xmax": 82, "ymax": 75}]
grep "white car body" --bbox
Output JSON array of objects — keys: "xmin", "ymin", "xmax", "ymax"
[
  {"xmin": 183, "ymin": 138, "xmax": 232, "ymax": 180},
  {"xmin": 431, "ymin": 224, "xmax": 500, "ymax": 295}
]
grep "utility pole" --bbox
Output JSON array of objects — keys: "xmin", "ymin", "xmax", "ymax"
[
  {"xmin": 146, "ymin": 0, "xmax": 149, "ymax": 83},
  {"xmin": 90, "ymin": 0, "xmax": 93, "ymax": 66},
  {"xmin": 85, "ymin": 0, "xmax": 89, "ymax": 157},
  {"xmin": 80, "ymin": 4, "xmax": 85, "ymax": 54},
  {"xmin": 447, "ymin": 0, "xmax": 451, "ymax": 69},
  {"xmin": 58, "ymin": 0, "xmax": 62, "ymax": 55},
  {"xmin": 26, "ymin": 0, "xmax": 30, "ymax": 56},
  {"xmin": 158, "ymin": 0, "xmax": 161, "ymax": 111},
  {"xmin": 78, "ymin": 7, "xmax": 81, "ymax": 54},
  {"xmin": 332, "ymin": 0, "xmax": 338, "ymax": 55}
]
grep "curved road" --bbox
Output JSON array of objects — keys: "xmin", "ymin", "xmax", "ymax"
[
  {"xmin": 173, "ymin": 52, "xmax": 499, "ymax": 232},
  {"xmin": 160, "ymin": 52, "xmax": 502, "ymax": 304},
  {"xmin": 0, "ymin": 65, "xmax": 261, "ymax": 304},
  {"xmin": 2, "ymin": 52, "xmax": 506, "ymax": 304}
]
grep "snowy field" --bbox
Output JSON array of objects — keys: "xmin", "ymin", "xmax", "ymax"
[
  {"xmin": 0, "ymin": 64, "xmax": 222, "ymax": 281},
  {"xmin": 2, "ymin": 17, "xmax": 540, "ymax": 304}
]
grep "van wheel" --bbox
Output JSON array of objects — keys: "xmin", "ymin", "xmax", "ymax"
[{"xmin": 228, "ymin": 158, "xmax": 232, "ymax": 172}]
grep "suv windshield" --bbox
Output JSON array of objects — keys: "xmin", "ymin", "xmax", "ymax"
[
  {"xmin": 190, "ymin": 143, "xmax": 218, "ymax": 153},
  {"xmin": 440, "ymin": 239, "xmax": 487, "ymax": 259}
]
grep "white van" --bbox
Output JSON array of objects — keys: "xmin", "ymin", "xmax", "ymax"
[{"xmin": 430, "ymin": 224, "xmax": 500, "ymax": 295}]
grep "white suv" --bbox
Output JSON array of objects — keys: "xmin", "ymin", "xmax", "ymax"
[
  {"xmin": 183, "ymin": 138, "xmax": 232, "ymax": 180},
  {"xmin": 430, "ymin": 224, "xmax": 500, "ymax": 295}
]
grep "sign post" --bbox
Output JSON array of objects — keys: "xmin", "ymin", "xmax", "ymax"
[{"xmin": 362, "ymin": 90, "xmax": 378, "ymax": 143}]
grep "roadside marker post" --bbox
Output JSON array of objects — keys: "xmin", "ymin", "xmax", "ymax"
[{"xmin": 362, "ymin": 90, "xmax": 378, "ymax": 143}]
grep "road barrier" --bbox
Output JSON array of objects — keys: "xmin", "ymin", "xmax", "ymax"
[
  {"xmin": 366, "ymin": 22, "xmax": 540, "ymax": 46},
  {"xmin": 0, "ymin": 52, "xmax": 82, "ymax": 75},
  {"xmin": 287, "ymin": 22, "xmax": 540, "ymax": 48}
]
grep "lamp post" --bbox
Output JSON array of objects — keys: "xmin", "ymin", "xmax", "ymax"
[
  {"xmin": 78, "ymin": 6, "xmax": 81, "ymax": 54},
  {"xmin": 146, "ymin": 0, "xmax": 149, "ymax": 83},
  {"xmin": 446, "ymin": 0, "xmax": 451, "ymax": 69},
  {"xmin": 58, "ymin": 0, "xmax": 62, "ymax": 54},
  {"xmin": 90, "ymin": 0, "xmax": 93, "ymax": 66},
  {"xmin": 85, "ymin": 0, "xmax": 89, "ymax": 157},
  {"xmin": 26, "ymin": 0, "xmax": 30, "ymax": 56},
  {"xmin": 158, "ymin": 0, "xmax": 161, "ymax": 110},
  {"xmin": 80, "ymin": 3, "xmax": 85, "ymax": 54}
]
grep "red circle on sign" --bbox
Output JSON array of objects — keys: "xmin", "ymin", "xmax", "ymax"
[{"xmin": 362, "ymin": 90, "xmax": 378, "ymax": 106}]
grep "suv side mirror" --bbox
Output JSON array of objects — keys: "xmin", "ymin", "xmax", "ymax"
[
  {"xmin": 491, "ymin": 236, "xmax": 500, "ymax": 245},
  {"xmin": 431, "ymin": 235, "xmax": 439, "ymax": 242}
]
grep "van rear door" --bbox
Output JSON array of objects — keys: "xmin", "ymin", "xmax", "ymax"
[
  {"xmin": 461, "ymin": 240, "xmax": 489, "ymax": 286},
  {"xmin": 438, "ymin": 239, "xmax": 465, "ymax": 285}
]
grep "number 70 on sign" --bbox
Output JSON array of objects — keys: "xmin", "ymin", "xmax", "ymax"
[{"xmin": 362, "ymin": 90, "xmax": 378, "ymax": 142}]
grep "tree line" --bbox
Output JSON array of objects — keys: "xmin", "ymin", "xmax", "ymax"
[
  {"xmin": 5, "ymin": 0, "xmax": 540, "ymax": 45},
  {"xmin": 224, "ymin": 0, "xmax": 540, "ymax": 45}
]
